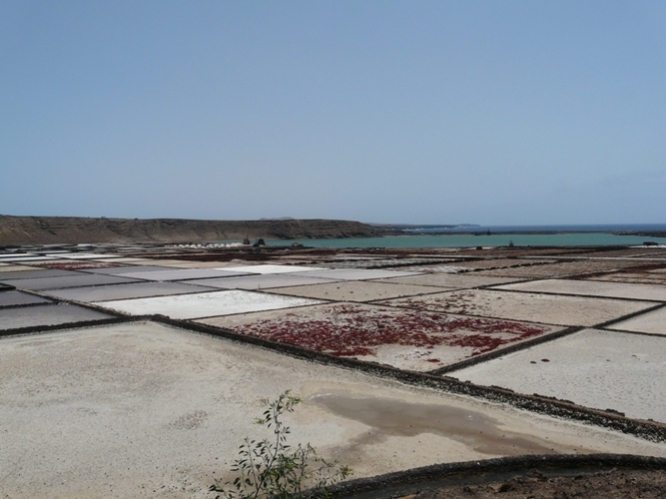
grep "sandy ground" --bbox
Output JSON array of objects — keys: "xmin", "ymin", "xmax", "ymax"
[
  {"xmin": 609, "ymin": 306, "xmax": 666, "ymax": 335},
  {"xmin": 2, "ymin": 321, "xmax": 666, "ymax": 499},
  {"xmin": 450, "ymin": 329, "xmax": 666, "ymax": 422},
  {"xmin": 496, "ymin": 278, "xmax": 666, "ymax": 302},
  {"xmin": 199, "ymin": 302, "xmax": 561, "ymax": 371},
  {"xmin": 379, "ymin": 289, "xmax": 654, "ymax": 326}
]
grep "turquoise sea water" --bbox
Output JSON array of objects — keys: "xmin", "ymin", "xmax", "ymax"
[{"xmin": 268, "ymin": 232, "xmax": 666, "ymax": 249}]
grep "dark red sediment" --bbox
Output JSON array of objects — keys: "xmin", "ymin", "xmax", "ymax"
[{"xmin": 234, "ymin": 304, "xmax": 548, "ymax": 359}]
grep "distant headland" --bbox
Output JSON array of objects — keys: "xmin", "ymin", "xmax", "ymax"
[{"xmin": 0, "ymin": 215, "xmax": 388, "ymax": 245}]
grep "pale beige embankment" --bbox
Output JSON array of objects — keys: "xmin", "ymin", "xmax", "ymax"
[{"xmin": 2, "ymin": 321, "xmax": 666, "ymax": 499}]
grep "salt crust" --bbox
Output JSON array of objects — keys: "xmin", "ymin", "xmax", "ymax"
[
  {"xmin": 451, "ymin": 329, "xmax": 666, "ymax": 422},
  {"xmin": 1, "ymin": 322, "xmax": 665, "ymax": 498},
  {"xmin": 292, "ymin": 268, "xmax": 423, "ymax": 280},
  {"xmin": 497, "ymin": 279, "xmax": 666, "ymax": 302},
  {"xmin": 609, "ymin": 307, "xmax": 666, "ymax": 335},
  {"xmin": 380, "ymin": 289, "xmax": 654, "ymax": 327},
  {"xmin": 121, "ymin": 268, "xmax": 251, "ymax": 281},
  {"xmin": 269, "ymin": 280, "xmax": 449, "ymax": 302},
  {"xmin": 199, "ymin": 302, "xmax": 561, "ymax": 371},
  {"xmin": 93, "ymin": 289, "xmax": 322, "ymax": 319},
  {"xmin": 221, "ymin": 264, "xmax": 321, "ymax": 274},
  {"xmin": 0, "ymin": 303, "xmax": 112, "ymax": 329}
]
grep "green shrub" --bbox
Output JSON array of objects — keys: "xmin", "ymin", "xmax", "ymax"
[{"xmin": 210, "ymin": 391, "xmax": 352, "ymax": 499}]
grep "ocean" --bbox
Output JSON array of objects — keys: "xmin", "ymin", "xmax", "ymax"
[{"xmin": 267, "ymin": 224, "xmax": 666, "ymax": 249}]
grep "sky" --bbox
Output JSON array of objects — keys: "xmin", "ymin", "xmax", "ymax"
[{"xmin": 2, "ymin": 1, "xmax": 665, "ymax": 225}]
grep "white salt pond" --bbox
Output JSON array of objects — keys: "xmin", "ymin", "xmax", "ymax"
[
  {"xmin": 223, "ymin": 264, "xmax": 321, "ymax": 274},
  {"xmin": 451, "ymin": 329, "xmax": 666, "ymax": 422},
  {"xmin": 93, "ymin": 290, "xmax": 321, "ymax": 319},
  {"xmin": 609, "ymin": 306, "xmax": 666, "ymax": 335},
  {"xmin": 2, "ymin": 321, "xmax": 665, "ymax": 498}
]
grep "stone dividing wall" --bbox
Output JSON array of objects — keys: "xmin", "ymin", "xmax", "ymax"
[{"xmin": 325, "ymin": 454, "xmax": 666, "ymax": 498}]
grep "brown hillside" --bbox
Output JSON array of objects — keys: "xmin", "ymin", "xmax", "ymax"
[{"xmin": 0, "ymin": 216, "xmax": 386, "ymax": 245}]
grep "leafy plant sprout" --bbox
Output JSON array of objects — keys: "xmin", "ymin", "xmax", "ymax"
[{"xmin": 210, "ymin": 391, "xmax": 352, "ymax": 499}]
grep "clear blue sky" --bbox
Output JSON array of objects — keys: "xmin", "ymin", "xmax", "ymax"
[{"xmin": 2, "ymin": 1, "xmax": 665, "ymax": 225}]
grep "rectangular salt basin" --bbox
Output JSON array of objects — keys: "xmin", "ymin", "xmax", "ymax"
[
  {"xmin": 1, "ymin": 273, "xmax": 141, "ymax": 291},
  {"xmin": 57, "ymin": 253, "xmax": 120, "ymax": 259},
  {"xmin": 198, "ymin": 302, "xmax": 562, "ymax": 371},
  {"xmin": 80, "ymin": 265, "xmax": 172, "ymax": 276},
  {"xmin": 496, "ymin": 279, "xmax": 666, "ymax": 302},
  {"xmin": 130, "ymin": 259, "xmax": 245, "ymax": 269},
  {"xmin": 589, "ymin": 272, "xmax": 666, "ymax": 285},
  {"xmin": 222, "ymin": 264, "xmax": 321, "ymax": 274},
  {"xmin": 42, "ymin": 281, "xmax": 214, "ymax": 302},
  {"xmin": 0, "ymin": 268, "xmax": 80, "ymax": 280},
  {"xmin": 183, "ymin": 273, "xmax": 339, "ymax": 290},
  {"xmin": 0, "ymin": 303, "xmax": 113, "ymax": 330},
  {"xmin": 377, "ymin": 273, "xmax": 517, "ymax": 289},
  {"xmin": 2, "ymin": 322, "xmax": 663, "ymax": 498},
  {"xmin": 0, "ymin": 290, "xmax": 51, "ymax": 307},
  {"xmin": 0, "ymin": 265, "xmax": 37, "ymax": 273},
  {"xmin": 608, "ymin": 306, "xmax": 666, "ymax": 335},
  {"xmin": 270, "ymin": 280, "xmax": 448, "ymax": 302},
  {"xmin": 450, "ymin": 329, "xmax": 666, "ymax": 423},
  {"xmin": 121, "ymin": 268, "xmax": 251, "ymax": 281},
  {"xmin": 292, "ymin": 268, "xmax": 423, "ymax": 281},
  {"xmin": 0, "ymin": 254, "xmax": 52, "ymax": 262},
  {"xmin": 94, "ymin": 290, "xmax": 321, "ymax": 319},
  {"xmin": 475, "ymin": 260, "xmax": 644, "ymax": 279},
  {"xmin": 439, "ymin": 258, "xmax": 556, "ymax": 270},
  {"xmin": 379, "ymin": 289, "xmax": 655, "ymax": 327}
]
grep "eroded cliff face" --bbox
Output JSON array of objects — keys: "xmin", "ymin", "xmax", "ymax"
[{"xmin": 0, "ymin": 215, "xmax": 386, "ymax": 245}]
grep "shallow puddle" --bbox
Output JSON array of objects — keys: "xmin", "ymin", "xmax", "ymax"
[{"xmin": 311, "ymin": 393, "xmax": 579, "ymax": 456}]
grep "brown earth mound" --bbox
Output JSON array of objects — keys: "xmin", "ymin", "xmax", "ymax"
[{"xmin": 0, "ymin": 215, "xmax": 386, "ymax": 245}]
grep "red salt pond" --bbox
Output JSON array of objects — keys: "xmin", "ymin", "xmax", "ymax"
[{"xmin": 228, "ymin": 303, "xmax": 555, "ymax": 369}]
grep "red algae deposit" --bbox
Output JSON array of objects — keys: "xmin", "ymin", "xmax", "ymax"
[{"xmin": 225, "ymin": 303, "xmax": 554, "ymax": 369}]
